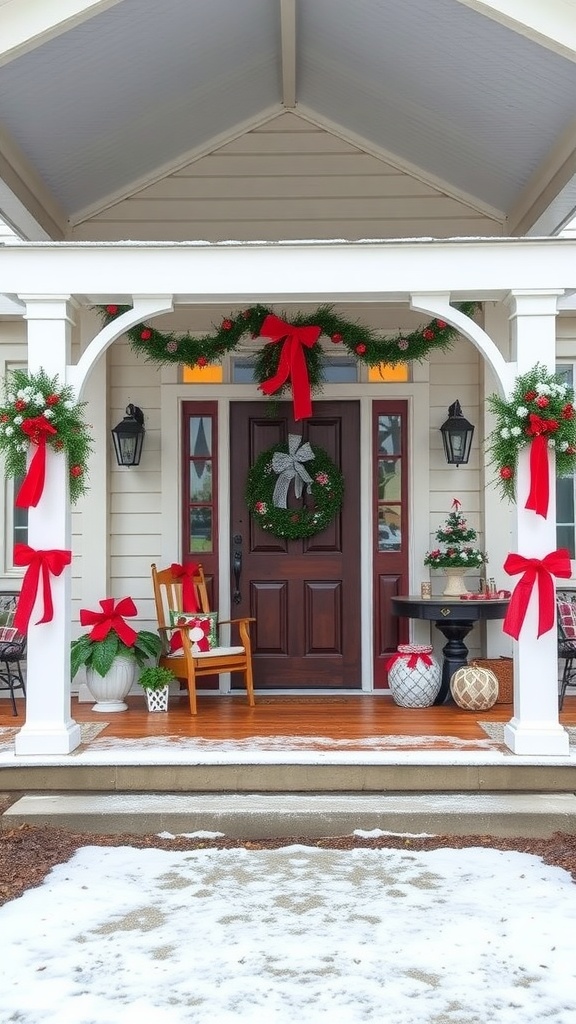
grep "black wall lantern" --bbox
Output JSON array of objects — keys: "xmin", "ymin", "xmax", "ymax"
[
  {"xmin": 111, "ymin": 404, "xmax": 145, "ymax": 466},
  {"xmin": 440, "ymin": 400, "xmax": 474, "ymax": 466}
]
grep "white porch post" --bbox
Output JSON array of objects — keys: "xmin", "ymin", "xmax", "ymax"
[
  {"xmin": 503, "ymin": 291, "xmax": 569, "ymax": 756},
  {"xmin": 14, "ymin": 296, "xmax": 82, "ymax": 755}
]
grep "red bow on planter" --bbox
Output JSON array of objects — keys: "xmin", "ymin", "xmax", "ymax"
[
  {"xmin": 16, "ymin": 417, "xmax": 58, "ymax": 509},
  {"xmin": 257, "ymin": 314, "xmax": 322, "ymax": 421},
  {"xmin": 80, "ymin": 597, "xmax": 138, "ymax": 646},
  {"xmin": 503, "ymin": 548, "xmax": 571, "ymax": 639},
  {"xmin": 170, "ymin": 562, "xmax": 199, "ymax": 613},
  {"xmin": 13, "ymin": 544, "xmax": 72, "ymax": 633}
]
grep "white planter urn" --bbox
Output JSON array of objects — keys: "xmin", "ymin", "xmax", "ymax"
[
  {"xmin": 442, "ymin": 567, "xmax": 469, "ymax": 596},
  {"xmin": 85, "ymin": 655, "xmax": 136, "ymax": 713}
]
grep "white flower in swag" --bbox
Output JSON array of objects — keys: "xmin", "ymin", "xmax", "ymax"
[
  {"xmin": 500, "ymin": 427, "xmax": 511, "ymax": 439},
  {"xmin": 515, "ymin": 406, "xmax": 528, "ymax": 418}
]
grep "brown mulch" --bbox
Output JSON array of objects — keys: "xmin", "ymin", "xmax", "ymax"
[{"xmin": 2, "ymin": 789, "xmax": 576, "ymax": 906}]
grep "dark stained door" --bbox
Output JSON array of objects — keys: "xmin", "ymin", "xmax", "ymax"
[{"xmin": 230, "ymin": 401, "xmax": 361, "ymax": 689}]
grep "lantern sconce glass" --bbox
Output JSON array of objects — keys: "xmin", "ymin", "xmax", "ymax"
[
  {"xmin": 440, "ymin": 400, "xmax": 474, "ymax": 467},
  {"xmin": 111, "ymin": 404, "xmax": 145, "ymax": 467}
]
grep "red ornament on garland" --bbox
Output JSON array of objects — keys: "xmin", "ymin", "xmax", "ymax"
[
  {"xmin": 423, "ymin": 328, "xmax": 435, "ymax": 341},
  {"xmin": 436, "ymin": 320, "xmax": 447, "ymax": 329},
  {"xmin": 222, "ymin": 319, "xmax": 233, "ymax": 331},
  {"xmin": 106, "ymin": 305, "xmax": 118, "ymax": 315},
  {"xmin": 197, "ymin": 356, "xmax": 208, "ymax": 367},
  {"xmin": 355, "ymin": 343, "xmax": 366, "ymax": 355},
  {"xmin": 46, "ymin": 394, "xmax": 60, "ymax": 405},
  {"xmin": 140, "ymin": 328, "xmax": 152, "ymax": 341},
  {"xmin": 70, "ymin": 465, "xmax": 83, "ymax": 478},
  {"xmin": 500, "ymin": 466, "xmax": 513, "ymax": 480},
  {"xmin": 331, "ymin": 333, "xmax": 343, "ymax": 344}
]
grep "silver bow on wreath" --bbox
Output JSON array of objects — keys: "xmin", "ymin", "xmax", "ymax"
[{"xmin": 271, "ymin": 434, "xmax": 314, "ymax": 508}]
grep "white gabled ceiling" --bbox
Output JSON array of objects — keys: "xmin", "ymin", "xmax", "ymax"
[{"xmin": 0, "ymin": 0, "xmax": 575, "ymax": 240}]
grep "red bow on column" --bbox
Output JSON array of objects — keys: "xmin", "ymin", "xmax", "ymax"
[
  {"xmin": 13, "ymin": 543, "xmax": 72, "ymax": 633},
  {"xmin": 16, "ymin": 416, "xmax": 58, "ymax": 509},
  {"xmin": 257, "ymin": 314, "xmax": 322, "ymax": 421},
  {"xmin": 170, "ymin": 563, "xmax": 199, "ymax": 613},
  {"xmin": 80, "ymin": 597, "xmax": 139, "ymax": 646},
  {"xmin": 502, "ymin": 548, "xmax": 571, "ymax": 639},
  {"xmin": 525, "ymin": 433, "xmax": 550, "ymax": 519}
]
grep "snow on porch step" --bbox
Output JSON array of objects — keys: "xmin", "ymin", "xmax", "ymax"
[{"xmin": 3, "ymin": 792, "xmax": 576, "ymax": 839}]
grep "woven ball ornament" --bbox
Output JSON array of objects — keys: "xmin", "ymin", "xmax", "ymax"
[{"xmin": 450, "ymin": 665, "xmax": 498, "ymax": 711}]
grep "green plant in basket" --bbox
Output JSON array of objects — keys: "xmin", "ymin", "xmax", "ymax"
[{"xmin": 137, "ymin": 665, "xmax": 177, "ymax": 691}]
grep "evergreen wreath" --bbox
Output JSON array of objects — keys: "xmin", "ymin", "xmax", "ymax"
[
  {"xmin": 245, "ymin": 439, "xmax": 344, "ymax": 540},
  {"xmin": 0, "ymin": 368, "xmax": 92, "ymax": 503},
  {"xmin": 487, "ymin": 364, "xmax": 576, "ymax": 502},
  {"xmin": 100, "ymin": 301, "xmax": 478, "ymax": 398}
]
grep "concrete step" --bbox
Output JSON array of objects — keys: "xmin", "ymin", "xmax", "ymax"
[{"xmin": 3, "ymin": 792, "xmax": 576, "ymax": 839}]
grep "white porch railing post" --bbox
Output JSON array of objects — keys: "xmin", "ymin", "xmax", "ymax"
[
  {"xmin": 14, "ymin": 296, "xmax": 82, "ymax": 755},
  {"xmin": 503, "ymin": 290, "xmax": 569, "ymax": 755}
]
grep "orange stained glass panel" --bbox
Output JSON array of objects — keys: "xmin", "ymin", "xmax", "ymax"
[{"xmin": 368, "ymin": 362, "xmax": 408, "ymax": 382}]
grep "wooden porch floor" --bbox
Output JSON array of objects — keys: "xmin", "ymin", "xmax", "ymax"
[{"xmin": 3, "ymin": 692, "xmax": 576, "ymax": 752}]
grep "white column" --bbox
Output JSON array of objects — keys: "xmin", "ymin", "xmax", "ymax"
[
  {"xmin": 14, "ymin": 296, "xmax": 82, "ymax": 755},
  {"xmin": 503, "ymin": 291, "xmax": 569, "ymax": 755}
]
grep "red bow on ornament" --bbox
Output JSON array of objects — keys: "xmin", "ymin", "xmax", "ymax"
[
  {"xmin": 80, "ymin": 597, "xmax": 139, "ymax": 646},
  {"xmin": 502, "ymin": 549, "xmax": 571, "ymax": 639},
  {"xmin": 13, "ymin": 544, "xmax": 72, "ymax": 633},
  {"xmin": 16, "ymin": 417, "xmax": 58, "ymax": 509},
  {"xmin": 257, "ymin": 314, "xmax": 322, "ymax": 421},
  {"xmin": 170, "ymin": 563, "xmax": 199, "ymax": 613},
  {"xmin": 386, "ymin": 651, "xmax": 433, "ymax": 671}
]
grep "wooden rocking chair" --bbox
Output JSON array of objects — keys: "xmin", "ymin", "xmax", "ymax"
[{"xmin": 151, "ymin": 562, "xmax": 256, "ymax": 714}]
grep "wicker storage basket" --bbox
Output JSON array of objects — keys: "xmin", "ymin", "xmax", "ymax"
[{"xmin": 470, "ymin": 657, "xmax": 513, "ymax": 703}]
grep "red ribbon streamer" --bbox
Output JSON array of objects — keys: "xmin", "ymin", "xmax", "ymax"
[
  {"xmin": 386, "ymin": 652, "xmax": 433, "ymax": 671},
  {"xmin": 16, "ymin": 417, "xmax": 58, "ymax": 509},
  {"xmin": 80, "ymin": 597, "xmax": 139, "ymax": 646},
  {"xmin": 170, "ymin": 563, "xmax": 199, "ymax": 613},
  {"xmin": 13, "ymin": 543, "xmax": 72, "ymax": 633},
  {"xmin": 525, "ymin": 433, "xmax": 550, "ymax": 518},
  {"xmin": 502, "ymin": 548, "xmax": 571, "ymax": 639},
  {"xmin": 257, "ymin": 314, "xmax": 321, "ymax": 421}
]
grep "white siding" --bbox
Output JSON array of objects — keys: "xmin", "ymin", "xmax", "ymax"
[{"xmin": 70, "ymin": 112, "xmax": 503, "ymax": 242}]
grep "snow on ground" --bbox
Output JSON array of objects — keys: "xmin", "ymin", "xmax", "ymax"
[{"xmin": 0, "ymin": 842, "xmax": 575, "ymax": 1023}]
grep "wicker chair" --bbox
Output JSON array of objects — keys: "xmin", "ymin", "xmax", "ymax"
[{"xmin": 556, "ymin": 598, "xmax": 576, "ymax": 710}]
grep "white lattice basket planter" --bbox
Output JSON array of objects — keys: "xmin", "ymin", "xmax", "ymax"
[
  {"xmin": 387, "ymin": 644, "xmax": 441, "ymax": 708},
  {"xmin": 144, "ymin": 685, "xmax": 170, "ymax": 712}
]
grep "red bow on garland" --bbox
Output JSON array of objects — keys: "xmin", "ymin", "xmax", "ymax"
[
  {"xmin": 80, "ymin": 597, "xmax": 139, "ymax": 646},
  {"xmin": 503, "ymin": 549, "xmax": 571, "ymax": 639},
  {"xmin": 13, "ymin": 543, "xmax": 72, "ymax": 633},
  {"xmin": 257, "ymin": 314, "xmax": 322, "ymax": 421},
  {"xmin": 386, "ymin": 651, "xmax": 433, "ymax": 671},
  {"xmin": 16, "ymin": 416, "xmax": 58, "ymax": 509},
  {"xmin": 525, "ymin": 432, "xmax": 551, "ymax": 519}
]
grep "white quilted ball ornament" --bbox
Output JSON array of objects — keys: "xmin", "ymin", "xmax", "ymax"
[{"xmin": 450, "ymin": 665, "xmax": 498, "ymax": 710}]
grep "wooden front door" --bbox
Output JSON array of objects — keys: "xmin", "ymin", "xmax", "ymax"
[{"xmin": 230, "ymin": 401, "xmax": 361, "ymax": 689}]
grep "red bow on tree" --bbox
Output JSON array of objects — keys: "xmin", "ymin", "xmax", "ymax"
[
  {"xmin": 13, "ymin": 544, "xmax": 72, "ymax": 633},
  {"xmin": 170, "ymin": 563, "xmax": 199, "ymax": 613},
  {"xmin": 451, "ymin": 498, "xmax": 462, "ymax": 511},
  {"xmin": 16, "ymin": 417, "xmax": 58, "ymax": 509},
  {"xmin": 80, "ymin": 597, "xmax": 139, "ymax": 646},
  {"xmin": 257, "ymin": 314, "xmax": 321, "ymax": 421},
  {"xmin": 503, "ymin": 549, "xmax": 571, "ymax": 639}
]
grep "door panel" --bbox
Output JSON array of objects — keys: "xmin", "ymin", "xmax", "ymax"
[{"xmin": 230, "ymin": 401, "xmax": 360, "ymax": 689}]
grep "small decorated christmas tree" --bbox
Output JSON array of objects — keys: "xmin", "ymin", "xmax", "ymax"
[{"xmin": 424, "ymin": 499, "xmax": 487, "ymax": 569}]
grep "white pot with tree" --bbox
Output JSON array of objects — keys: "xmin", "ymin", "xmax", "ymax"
[
  {"xmin": 424, "ymin": 500, "xmax": 487, "ymax": 596},
  {"xmin": 71, "ymin": 597, "xmax": 162, "ymax": 712}
]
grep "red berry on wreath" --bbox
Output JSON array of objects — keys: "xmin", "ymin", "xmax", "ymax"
[
  {"xmin": 222, "ymin": 319, "xmax": 233, "ymax": 330},
  {"xmin": 500, "ymin": 466, "xmax": 513, "ymax": 480},
  {"xmin": 140, "ymin": 328, "xmax": 152, "ymax": 341},
  {"xmin": 423, "ymin": 328, "xmax": 435, "ymax": 341},
  {"xmin": 536, "ymin": 395, "xmax": 549, "ymax": 408},
  {"xmin": 46, "ymin": 394, "xmax": 60, "ymax": 405},
  {"xmin": 14, "ymin": 399, "xmax": 27, "ymax": 411},
  {"xmin": 355, "ymin": 343, "xmax": 366, "ymax": 355},
  {"xmin": 106, "ymin": 305, "xmax": 118, "ymax": 315},
  {"xmin": 331, "ymin": 333, "xmax": 343, "ymax": 344}
]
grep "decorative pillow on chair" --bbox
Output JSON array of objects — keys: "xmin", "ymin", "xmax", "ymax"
[{"xmin": 169, "ymin": 610, "xmax": 218, "ymax": 647}]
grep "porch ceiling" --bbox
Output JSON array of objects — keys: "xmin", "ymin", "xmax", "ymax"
[{"xmin": 0, "ymin": 0, "xmax": 575, "ymax": 240}]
